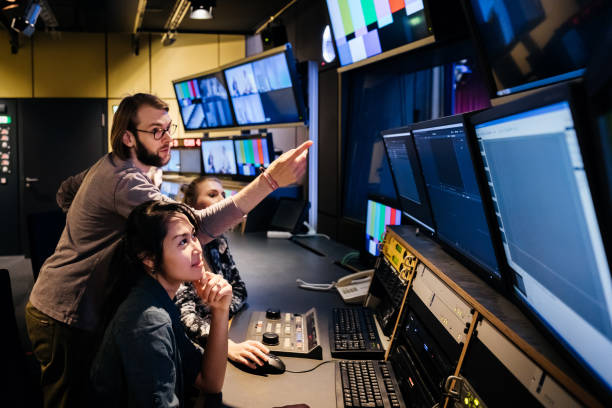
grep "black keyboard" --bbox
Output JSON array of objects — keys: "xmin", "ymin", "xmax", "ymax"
[
  {"xmin": 331, "ymin": 307, "xmax": 385, "ymax": 359},
  {"xmin": 335, "ymin": 360, "xmax": 406, "ymax": 408}
]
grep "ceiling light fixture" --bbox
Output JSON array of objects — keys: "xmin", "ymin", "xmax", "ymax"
[
  {"xmin": 190, "ymin": 0, "xmax": 215, "ymax": 20},
  {"xmin": 11, "ymin": 1, "xmax": 42, "ymax": 37},
  {"xmin": 1, "ymin": 0, "xmax": 18, "ymax": 11}
]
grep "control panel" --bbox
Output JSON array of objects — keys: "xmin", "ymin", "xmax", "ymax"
[
  {"xmin": 0, "ymin": 114, "xmax": 13, "ymax": 185},
  {"xmin": 246, "ymin": 307, "xmax": 323, "ymax": 359},
  {"xmin": 410, "ymin": 263, "xmax": 473, "ymax": 344}
]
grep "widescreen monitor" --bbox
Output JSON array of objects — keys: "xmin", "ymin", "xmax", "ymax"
[
  {"xmin": 381, "ymin": 128, "xmax": 434, "ymax": 233},
  {"xmin": 223, "ymin": 45, "xmax": 305, "ymax": 126},
  {"xmin": 174, "ymin": 72, "xmax": 235, "ymax": 130},
  {"xmin": 472, "ymin": 86, "xmax": 612, "ymax": 392},
  {"xmin": 412, "ymin": 115, "xmax": 501, "ymax": 282},
  {"xmin": 201, "ymin": 138, "xmax": 237, "ymax": 176},
  {"xmin": 178, "ymin": 148, "xmax": 202, "ymax": 174},
  {"xmin": 325, "ymin": 0, "xmax": 431, "ymax": 67},
  {"xmin": 161, "ymin": 149, "xmax": 180, "ymax": 173},
  {"xmin": 466, "ymin": 0, "xmax": 612, "ymax": 96},
  {"xmin": 365, "ymin": 197, "xmax": 402, "ymax": 257},
  {"xmin": 233, "ymin": 134, "xmax": 273, "ymax": 177}
]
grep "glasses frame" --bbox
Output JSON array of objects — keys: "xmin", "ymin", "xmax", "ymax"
[{"xmin": 131, "ymin": 123, "xmax": 177, "ymax": 140}]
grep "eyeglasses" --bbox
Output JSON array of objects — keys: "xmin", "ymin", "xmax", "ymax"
[{"xmin": 132, "ymin": 124, "xmax": 177, "ymax": 140}]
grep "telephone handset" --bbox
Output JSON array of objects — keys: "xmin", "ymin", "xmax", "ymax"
[{"xmin": 336, "ymin": 269, "xmax": 374, "ymax": 304}]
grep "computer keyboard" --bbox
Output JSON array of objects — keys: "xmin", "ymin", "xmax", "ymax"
[
  {"xmin": 335, "ymin": 360, "xmax": 406, "ymax": 408},
  {"xmin": 331, "ymin": 307, "xmax": 385, "ymax": 359}
]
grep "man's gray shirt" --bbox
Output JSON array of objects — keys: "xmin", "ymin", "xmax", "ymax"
[{"xmin": 29, "ymin": 153, "xmax": 244, "ymax": 331}]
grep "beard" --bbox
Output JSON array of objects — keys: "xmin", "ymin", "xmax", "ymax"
[{"xmin": 134, "ymin": 135, "xmax": 168, "ymax": 168}]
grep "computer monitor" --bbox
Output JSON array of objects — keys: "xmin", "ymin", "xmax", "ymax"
[
  {"xmin": 365, "ymin": 196, "xmax": 402, "ymax": 257},
  {"xmin": 381, "ymin": 127, "xmax": 435, "ymax": 234},
  {"xmin": 464, "ymin": 0, "xmax": 612, "ymax": 97},
  {"xmin": 233, "ymin": 134, "xmax": 274, "ymax": 177},
  {"xmin": 223, "ymin": 45, "xmax": 305, "ymax": 127},
  {"xmin": 325, "ymin": 0, "xmax": 431, "ymax": 68},
  {"xmin": 173, "ymin": 72, "xmax": 235, "ymax": 130},
  {"xmin": 411, "ymin": 114, "xmax": 502, "ymax": 285},
  {"xmin": 161, "ymin": 149, "xmax": 180, "ymax": 173},
  {"xmin": 160, "ymin": 181, "xmax": 183, "ymax": 201},
  {"xmin": 471, "ymin": 83, "xmax": 612, "ymax": 393},
  {"xmin": 201, "ymin": 138, "xmax": 237, "ymax": 176},
  {"xmin": 178, "ymin": 148, "xmax": 202, "ymax": 175}
]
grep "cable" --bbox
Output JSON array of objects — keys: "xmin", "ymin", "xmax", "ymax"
[
  {"xmin": 340, "ymin": 251, "xmax": 359, "ymax": 265},
  {"xmin": 296, "ymin": 278, "xmax": 335, "ymax": 291},
  {"xmin": 285, "ymin": 360, "xmax": 333, "ymax": 373},
  {"xmin": 293, "ymin": 233, "xmax": 331, "ymax": 239}
]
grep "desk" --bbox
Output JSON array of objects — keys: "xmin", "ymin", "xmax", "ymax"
[{"xmin": 222, "ymin": 232, "xmax": 350, "ymax": 408}]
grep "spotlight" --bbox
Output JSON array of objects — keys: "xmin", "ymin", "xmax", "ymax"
[
  {"xmin": 11, "ymin": 1, "xmax": 41, "ymax": 37},
  {"xmin": 190, "ymin": 0, "xmax": 215, "ymax": 20}
]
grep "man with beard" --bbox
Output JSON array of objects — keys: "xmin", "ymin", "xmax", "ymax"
[{"xmin": 25, "ymin": 93, "xmax": 311, "ymax": 408}]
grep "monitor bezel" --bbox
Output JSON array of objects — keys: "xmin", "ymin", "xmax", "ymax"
[
  {"xmin": 467, "ymin": 80, "xmax": 612, "ymax": 399},
  {"xmin": 172, "ymin": 71, "xmax": 237, "ymax": 131},
  {"xmin": 326, "ymin": 0, "xmax": 436, "ymax": 72},
  {"xmin": 411, "ymin": 112, "xmax": 508, "ymax": 292},
  {"xmin": 381, "ymin": 126, "xmax": 436, "ymax": 235},
  {"xmin": 232, "ymin": 133, "xmax": 275, "ymax": 181},
  {"xmin": 222, "ymin": 44, "xmax": 307, "ymax": 128},
  {"xmin": 200, "ymin": 136, "xmax": 239, "ymax": 178},
  {"xmin": 460, "ymin": 0, "xmax": 591, "ymax": 99}
]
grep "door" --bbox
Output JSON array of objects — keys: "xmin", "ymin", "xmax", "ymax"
[{"xmin": 19, "ymin": 98, "xmax": 107, "ymax": 256}]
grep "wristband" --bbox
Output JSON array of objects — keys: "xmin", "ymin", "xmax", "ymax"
[{"xmin": 259, "ymin": 166, "xmax": 279, "ymax": 190}]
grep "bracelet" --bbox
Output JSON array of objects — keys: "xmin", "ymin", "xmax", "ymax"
[{"xmin": 259, "ymin": 167, "xmax": 279, "ymax": 190}]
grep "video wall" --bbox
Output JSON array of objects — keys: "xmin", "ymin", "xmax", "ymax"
[{"xmin": 173, "ymin": 45, "xmax": 305, "ymax": 131}]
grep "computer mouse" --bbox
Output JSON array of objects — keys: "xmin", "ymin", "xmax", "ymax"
[{"xmin": 264, "ymin": 353, "xmax": 286, "ymax": 374}]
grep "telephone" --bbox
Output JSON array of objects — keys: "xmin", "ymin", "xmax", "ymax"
[{"xmin": 335, "ymin": 269, "xmax": 374, "ymax": 304}]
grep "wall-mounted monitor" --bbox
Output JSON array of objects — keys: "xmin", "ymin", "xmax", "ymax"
[
  {"xmin": 201, "ymin": 138, "xmax": 238, "ymax": 176},
  {"xmin": 233, "ymin": 134, "xmax": 274, "ymax": 177},
  {"xmin": 174, "ymin": 72, "xmax": 235, "ymax": 130},
  {"xmin": 161, "ymin": 149, "xmax": 180, "ymax": 173},
  {"xmin": 178, "ymin": 148, "xmax": 202, "ymax": 175},
  {"xmin": 381, "ymin": 127, "xmax": 435, "ymax": 234},
  {"xmin": 325, "ymin": 0, "xmax": 432, "ymax": 69},
  {"xmin": 464, "ymin": 0, "xmax": 612, "ymax": 97},
  {"xmin": 471, "ymin": 83, "xmax": 612, "ymax": 394},
  {"xmin": 160, "ymin": 181, "xmax": 183, "ymax": 201},
  {"xmin": 411, "ymin": 114, "xmax": 502, "ymax": 286},
  {"xmin": 223, "ymin": 45, "xmax": 305, "ymax": 127},
  {"xmin": 365, "ymin": 196, "xmax": 402, "ymax": 257}
]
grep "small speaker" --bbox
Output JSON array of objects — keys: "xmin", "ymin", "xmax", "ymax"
[{"xmin": 261, "ymin": 24, "xmax": 288, "ymax": 50}]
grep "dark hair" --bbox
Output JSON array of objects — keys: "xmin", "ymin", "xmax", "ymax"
[
  {"xmin": 101, "ymin": 200, "xmax": 198, "ymax": 329},
  {"xmin": 124, "ymin": 200, "xmax": 199, "ymax": 274},
  {"xmin": 182, "ymin": 176, "xmax": 222, "ymax": 208},
  {"xmin": 110, "ymin": 93, "xmax": 169, "ymax": 160}
]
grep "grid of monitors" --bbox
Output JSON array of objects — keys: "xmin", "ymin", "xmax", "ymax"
[
  {"xmin": 472, "ymin": 91, "xmax": 612, "ymax": 391},
  {"xmin": 365, "ymin": 197, "xmax": 402, "ymax": 256},
  {"xmin": 412, "ymin": 116, "xmax": 500, "ymax": 280},
  {"xmin": 234, "ymin": 135, "xmax": 273, "ymax": 176},
  {"xmin": 325, "ymin": 0, "xmax": 431, "ymax": 67},
  {"xmin": 466, "ymin": 0, "xmax": 612, "ymax": 96},
  {"xmin": 201, "ymin": 139, "xmax": 238, "ymax": 176},
  {"xmin": 381, "ymin": 128, "xmax": 435, "ymax": 233},
  {"xmin": 161, "ymin": 149, "xmax": 180, "ymax": 173},
  {"xmin": 224, "ymin": 52, "xmax": 303, "ymax": 126},
  {"xmin": 174, "ymin": 72, "xmax": 235, "ymax": 130}
]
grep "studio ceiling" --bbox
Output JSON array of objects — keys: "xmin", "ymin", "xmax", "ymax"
[{"xmin": 0, "ymin": 0, "xmax": 293, "ymax": 35}]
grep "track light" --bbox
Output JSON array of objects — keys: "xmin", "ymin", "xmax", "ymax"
[
  {"xmin": 190, "ymin": 0, "xmax": 215, "ymax": 20},
  {"xmin": 11, "ymin": 1, "xmax": 41, "ymax": 37},
  {"xmin": 1, "ymin": 0, "xmax": 18, "ymax": 11}
]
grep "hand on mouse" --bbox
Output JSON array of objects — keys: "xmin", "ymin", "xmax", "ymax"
[
  {"xmin": 228, "ymin": 339, "xmax": 270, "ymax": 369},
  {"xmin": 193, "ymin": 272, "xmax": 232, "ymax": 312}
]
